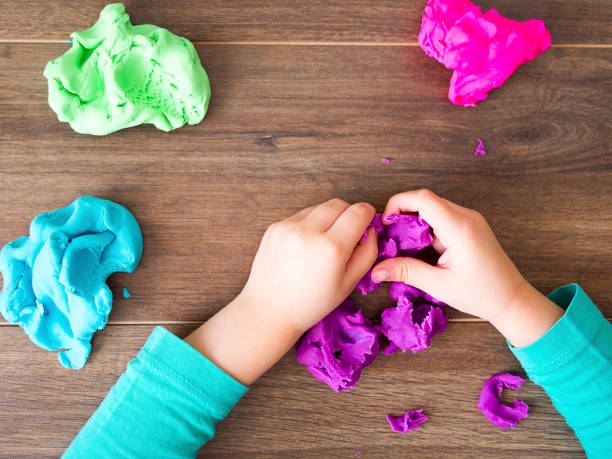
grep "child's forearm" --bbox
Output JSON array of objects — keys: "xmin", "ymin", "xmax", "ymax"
[{"xmin": 185, "ymin": 293, "xmax": 303, "ymax": 386}]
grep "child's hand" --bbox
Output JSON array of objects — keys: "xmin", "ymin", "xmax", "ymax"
[
  {"xmin": 371, "ymin": 189, "xmax": 563, "ymax": 347},
  {"xmin": 186, "ymin": 199, "xmax": 378, "ymax": 385},
  {"xmin": 241, "ymin": 199, "xmax": 379, "ymax": 333}
]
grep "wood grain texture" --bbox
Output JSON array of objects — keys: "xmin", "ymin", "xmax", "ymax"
[
  {"xmin": 0, "ymin": 1, "xmax": 610, "ymax": 456},
  {"xmin": 0, "ymin": 44, "xmax": 610, "ymax": 321},
  {"xmin": 0, "ymin": 1, "xmax": 611, "ymax": 44},
  {"xmin": 0, "ymin": 323, "xmax": 583, "ymax": 458}
]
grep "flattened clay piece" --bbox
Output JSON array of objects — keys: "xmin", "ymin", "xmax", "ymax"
[
  {"xmin": 0, "ymin": 196, "xmax": 143, "ymax": 369},
  {"xmin": 386, "ymin": 409, "xmax": 428, "ymax": 432},
  {"xmin": 418, "ymin": 0, "xmax": 551, "ymax": 106},
  {"xmin": 44, "ymin": 3, "xmax": 210, "ymax": 135},
  {"xmin": 478, "ymin": 373, "xmax": 529, "ymax": 428},
  {"xmin": 296, "ymin": 299, "xmax": 380, "ymax": 392}
]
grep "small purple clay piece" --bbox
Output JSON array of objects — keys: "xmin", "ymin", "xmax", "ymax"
[
  {"xmin": 379, "ymin": 295, "xmax": 448, "ymax": 354},
  {"xmin": 474, "ymin": 138, "xmax": 487, "ymax": 156},
  {"xmin": 296, "ymin": 299, "xmax": 379, "ymax": 392},
  {"xmin": 383, "ymin": 212, "xmax": 400, "ymax": 223},
  {"xmin": 386, "ymin": 409, "xmax": 428, "ymax": 433},
  {"xmin": 355, "ymin": 451, "xmax": 362, "ymax": 457},
  {"xmin": 381, "ymin": 157, "xmax": 390, "ymax": 164},
  {"xmin": 478, "ymin": 373, "xmax": 529, "ymax": 429}
]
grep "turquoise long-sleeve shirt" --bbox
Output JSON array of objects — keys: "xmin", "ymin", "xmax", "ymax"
[
  {"xmin": 510, "ymin": 284, "xmax": 612, "ymax": 457},
  {"xmin": 64, "ymin": 284, "xmax": 611, "ymax": 458}
]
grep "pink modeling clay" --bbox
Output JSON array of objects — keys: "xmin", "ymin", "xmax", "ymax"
[
  {"xmin": 381, "ymin": 157, "xmax": 390, "ymax": 163},
  {"xmin": 379, "ymin": 295, "xmax": 448, "ymax": 355},
  {"xmin": 386, "ymin": 409, "xmax": 428, "ymax": 433},
  {"xmin": 296, "ymin": 299, "xmax": 380, "ymax": 392},
  {"xmin": 474, "ymin": 138, "xmax": 486, "ymax": 156},
  {"xmin": 418, "ymin": 0, "xmax": 552, "ymax": 106},
  {"xmin": 300, "ymin": 213, "xmax": 447, "ymax": 390},
  {"xmin": 478, "ymin": 373, "xmax": 529, "ymax": 429}
]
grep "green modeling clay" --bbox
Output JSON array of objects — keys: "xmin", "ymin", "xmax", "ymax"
[{"xmin": 43, "ymin": 3, "xmax": 210, "ymax": 135}]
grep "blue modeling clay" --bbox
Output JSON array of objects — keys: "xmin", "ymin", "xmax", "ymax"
[
  {"xmin": 123, "ymin": 287, "xmax": 131, "ymax": 298},
  {"xmin": 0, "ymin": 196, "xmax": 143, "ymax": 369}
]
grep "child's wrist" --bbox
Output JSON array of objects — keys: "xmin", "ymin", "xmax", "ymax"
[
  {"xmin": 236, "ymin": 289, "xmax": 307, "ymax": 337},
  {"xmin": 489, "ymin": 282, "xmax": 564, "ymax": 348}
]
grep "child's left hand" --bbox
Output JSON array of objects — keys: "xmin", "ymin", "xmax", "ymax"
[{"xmin": 241, "ymin": 198, "xmax": 378, "ymax": 333}]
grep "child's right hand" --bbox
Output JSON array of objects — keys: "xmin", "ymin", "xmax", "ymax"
[{"xmin": 371, "ymin": 189, "xmax": 563, "ymax": 347}]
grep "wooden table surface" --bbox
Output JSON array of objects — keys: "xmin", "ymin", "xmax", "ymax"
[{"xmin": 1, "ymin": 1, "xmax": 610, "ymax": 457}]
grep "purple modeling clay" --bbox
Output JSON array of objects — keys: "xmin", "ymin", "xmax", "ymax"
[
  {"xmin": 296, "ymin": 299, "xmax": 379, "ymax": 392},
  {"xmin": 418, "ymin": 0, "xmax": 551, "ymax": 106},
  {"xmin": 386, "ymin": 409, "xmax": 428, "ymax": 433},
  {"xmin": 300, "ymin": 213, "xmax": 447, "ymax": 390},
  {"xmin": 478, "ymin": 373, "xmax": 529, "ymax": 429},
  {"xmin": 474, "ymin": 138, "xmax": 486, "ymax": 156},
  {"xmin": 381, "ymin": 157, "xmax": 390, "ymax": 164},
  {"xmin": 379, "ymin": 295, "xmax": 448, "ymax": 355},
  {"xmin": 385, "ymin": 214, "xmax": 433, "ymax": 254},
  {"xmin": 389, "ymin": 282, "xmax": 445, "ymax": 306}
]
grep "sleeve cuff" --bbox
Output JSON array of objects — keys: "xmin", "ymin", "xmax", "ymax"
[
  {"xmin": 508, "ymin": 284, "xmax": 606, "ymax": 376},
  {"xmin": 138, "ymin": 326, "xmax": 248, "ymax": 416}
]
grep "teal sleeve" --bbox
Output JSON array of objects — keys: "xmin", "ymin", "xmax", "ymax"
[
  {"xmin": 509, "ymin": 284, "xmax": 612, "ymax": 458},
  {"xmin": 63, "ymin": 327, "xmax": 248, "ymax": 459}
]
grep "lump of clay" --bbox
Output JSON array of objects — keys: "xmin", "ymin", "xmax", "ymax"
[
  {"xmin": 301, "ymin": 212, "xmax": 448, "ymax": 390},
  {"xmin": 379, "ymin": 295, "xmax": 448, "ymax": 355},
  {"xmin": 0, "ymin": 196, "xmax": 143, "ymax": 369},
  {"xmin": 478, "ymin": 373, "xmax": 529, "ymax": 428},
  {"xmin": 296, "ymin": 299, "xmax": 379, "ymax": 392},
  {"xmin": 43, "ymin": 3, "xmax": 210, "ymax": 135},
  {"xmin": 386, "ymin": 409, "xmax": 428, "ymax": 433},
  {"xmin": 418, "ymin": 0, "xmax": 551, "ymax": 106}
]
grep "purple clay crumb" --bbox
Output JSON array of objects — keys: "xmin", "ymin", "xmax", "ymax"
[
  {"xmin": 381, "ymin": 157, "xmax": 390, "ymax": 163},
  {"xmin": 474, "ymin": 138, "xmax": 487, "ymax": 156},
  {"xmin": 386, "ymin": 409, "xmax": 428, "ymax": 433},
  {"xmin": 477, "ymin": 373, "xmax": 529, "ymax": 429}
]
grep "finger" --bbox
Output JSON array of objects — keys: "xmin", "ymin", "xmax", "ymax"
[
  {"xmin": 284, "ymin": 205, "xmax": 316, "ymax": 223},
  {"xmin": 344, "ymin": 226, "xmax": 379, "ymax": 289},
  {"xmin": 303, "ymin": 198, "xmax": 350, "ymax": 231},
  {"xmin": 432, "ymin": 235, "xmax": 446, "ymax": 254},
  {"xmin": 327, "ymin": 202, "xmax": 376, "ymax": 252},
  {"xmin": 383, "ymin": 189, "xmax": 461, "ymax": 246},
  {"xmin": 371, "ymin": 256, "xmax": 449, "ymax": 299}
]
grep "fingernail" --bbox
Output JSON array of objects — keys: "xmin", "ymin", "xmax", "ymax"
[{"xmin": 372, "ymin": 269, "xmax": 390, "ymax": 282}]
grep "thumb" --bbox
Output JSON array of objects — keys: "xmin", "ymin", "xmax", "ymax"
[{"xmin": 371, "ymin": 257, "xmax": 446, "ymax": 297}]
